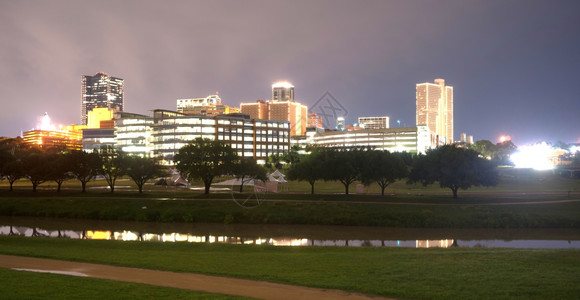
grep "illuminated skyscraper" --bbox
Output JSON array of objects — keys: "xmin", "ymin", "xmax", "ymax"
[
  {"xmin": 272, "ymin": 81, "xmax": 294, "ymax": 101},
  {"xmin": 416, "ymin": 78, "xmax": 453, "ymax": 144},
  {"xmin": 81, "ymin": 72, "xmax": 124, "ymax": 125},
  {"xmin": 241, "ymin": 81, "xmax": 307, "ymax": 136}
]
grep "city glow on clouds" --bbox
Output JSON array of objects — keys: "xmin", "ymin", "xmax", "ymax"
[{"xmin": 1, "ymin": 1, "xmax": 579, "ymax": 143}]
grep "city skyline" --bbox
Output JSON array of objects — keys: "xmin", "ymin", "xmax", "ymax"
[{"xmin": 1, "ymin": 1, "xmax": 579, "ymax": 145}]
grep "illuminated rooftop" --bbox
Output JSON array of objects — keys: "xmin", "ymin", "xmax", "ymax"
[{"xmin": 272, "ymin": 81, "xmax": 294, "ymax": 89}]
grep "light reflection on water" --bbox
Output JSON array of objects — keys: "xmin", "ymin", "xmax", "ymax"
[
  {"xmin": 0, "ymin": 226, "xmax": 459, "ymax": 248},
  {"xmin": 1, "ymin": 217, "xmax": 579, "ymax": 249}
]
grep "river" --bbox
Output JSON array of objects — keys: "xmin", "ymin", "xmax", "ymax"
[{"xmin": 1, "ymin": 216, "xmax": 579, "ymax": 249}]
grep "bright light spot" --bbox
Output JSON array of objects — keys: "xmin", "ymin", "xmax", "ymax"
[
  {"xmin": 499, "ymin": 135, "xmax": 511, "ymax": 143},
  {"xmin": 272, "ymin": 81, "xmax": 294, "ymax": 88},
  {"xmin": 38, "ymin": 112, "xmax": 57, "ymax": 131},
  {"xmin": 510, "ymin": 142, "xmax": 556, "ymax": 170},
  {"xmin": 86, "ymin": 231, "xmax": 111, "ymax": 240}
]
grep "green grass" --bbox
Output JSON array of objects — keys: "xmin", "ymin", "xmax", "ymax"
[
  {"xmin": 0, "ymin": 268, "xmax": 250, "ymax": 299},
  {"xmin": 1, "ymin": 237, "xmax": 579, "ymax": 299},
  {"xmin": 1, "ymin": 193, "xmax": 579, "ymax": 228}
]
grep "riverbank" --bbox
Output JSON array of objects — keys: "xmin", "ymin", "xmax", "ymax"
[
  {"xmin": 1, "ymin": 237, "xmax": 579, "ymax": 299},
  {"xmin": 1, "ymin": 191, "xmax": 580, "ymax": 228}
]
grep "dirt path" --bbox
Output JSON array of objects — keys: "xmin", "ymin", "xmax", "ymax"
[{"xmin": 0, "ymin": 254, "xmax": 391, "ymax": 300}]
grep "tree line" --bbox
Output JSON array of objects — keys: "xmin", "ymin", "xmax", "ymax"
[
  {"xmin": 0, "ymin": 137, "xmax": 165, "ymax": 193},
  {"xmin": 286, "ymin": 145, "xmax": 499, "ymax": 198},
  {"xmin": 0, "ymin": 137, "xmax": 268, "ymax": 195},
  {"xmin": 1, "ymin": 136, "xmax": 499, "ymax": 198}
]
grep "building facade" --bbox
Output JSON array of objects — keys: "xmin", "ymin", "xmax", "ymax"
[
  {"xmin": 81, "ymin": 72, "xmax": 124, "ymax": 125},
  {"xmin": 308, "ymin": 113, "xmax": 323, "ymax": 128},
  {"xmin": 114, "ymin": 112, "xmax": 154, "ymax": 157},
  {"xmin": 109, "ymin": 110, "xmax": 290, "ymax": 165},
  {"xmin": 82, "ymin": 128, "xmax": 116, "ymax": 151},
  {"xmin": 416, "ymin": 78, "xmax": 453, "ymax": 144},
  {"xmin": 177, "ymin": 95, "xmax": 221, "ymax": 111},
  {"xmin": 240, "ymin": 100, "xmax": 268, "ymax": 120},
  {"xmin": 177, "ymin": 95, "xmax": 241, "ymax": 117},
  {"xmin": 87, "ymin": 107, "xmax": 115, "ymax": 129},
  {"xmin": 23, "ymin": 129, "xmax": 83, "ymax": 151},
  {"xmin": 272, "ymin": 81, "xmax": 294, "ymax": 101},
  {"xmin": 240, "ymin": 82, "xmax": 307, "ymax": 136},
  {"xmin": 267, "ymin": 100, "xmax": 307, "ymax": 137},
  {"xmin": 312, "ymin": 126, "xmax": 437, "ymax": 154},
  {"xmin": 358, "ymin": 116, "xmax": 389, "ymax": 130},
  {"xmin": 152, "ymin": 110, "xmax": 290, "ymax": 165}
]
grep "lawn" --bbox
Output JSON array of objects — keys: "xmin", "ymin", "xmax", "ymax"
[
  {"xmin": 1, "ymin": 237, "xmax": 579, "ymax": 300},
  {"xmin": 1, "ymin": 190, "xmax": 579, "ymax": 228}
]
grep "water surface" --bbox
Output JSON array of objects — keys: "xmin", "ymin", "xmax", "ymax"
[{"xmin": 1, "ymin": 216, "xmax": 579, "ymax": 249}]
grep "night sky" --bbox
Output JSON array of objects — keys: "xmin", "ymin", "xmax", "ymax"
[{"xmin": 1, "ymin": 0, "xmax": 579, "ymax": 146}]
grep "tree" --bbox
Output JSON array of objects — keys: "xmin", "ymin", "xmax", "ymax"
[
  {"xmin": 67, "ymin": 150, "xmax": 101, "ymax": 192},
  {"xmin": 408, "ymin": 145, "xmax": 498, "ymax": 198},
  {"xmin": 325, "ymin": 149, "xmax": 365, "ymax": 195},
  {"xmin": 0, "ymin": 141, "xmax": 10, "ymax": 178},
  {"xmin": 287, "ymin": 149, "xmax": 327, "ymax": 194},
  {"xmin": 174, "ymin": 138, "xmax": 238, "ymax": 194},
  {"xmin": 282, "ymin": 145, "xmax": 301, "ymax": 165},
  {"xmin": 22, "ymin": 149, "xmax": 51, "ymax": 192},
  {"xmin": 0, "ymin": 137, "xmax": 27, "ymax": 191},
  {"xmin": 98, "ymin": 147, "xmax": 128, "ymax": 192},
  {"xmin": 470, "ymin": 140, "xmax": 496, "ymax": 159},
  {"xmin": 125, "ymin": 156, "xmax": 166, "ymax": 193},
  {"xmin": 265, "ymin": 153, "xmax": 283, "ymax": 170},
  {"xmin": 3, "ymin": 160, "xmax": 25, "ymax": 191},
  {"xmin": 494, "ymin": 140, "xmax": 517, "ymax": 165},
  {"xmin": 233, "ymin": 157, "xmax": 267, "ymax": 193},
  {"xmin": 470, "ymin": 139, "xmax": 517, "ymax": 166},
  {"xmin": 360, "ymin": 151, "xmax": 408, "ymax": 196},
  {"xmin": 46, "ymin": 153, "xmax": 73, "ymax": 192}
]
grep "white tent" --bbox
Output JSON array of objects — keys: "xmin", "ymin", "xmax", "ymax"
[{"xmin": 269, "ymin": 170, "xmax": 287, "ymax": 183}]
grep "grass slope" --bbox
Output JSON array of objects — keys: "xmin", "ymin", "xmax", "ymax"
[
  {"xmin": 1, "ymin": 237, "xmax": 579, "ymax": 300},
  {"xmin": 1, "ymin": 194, "xmax": 579, "ymax": 228}
]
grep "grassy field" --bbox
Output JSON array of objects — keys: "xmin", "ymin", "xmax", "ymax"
[
  {"xmin": 1, "ymin": 237, "xmax": 579, "ymax": 300},
  {"xmin": 1, "ymin": 190, "xmax": 579, "ymax": 228}
]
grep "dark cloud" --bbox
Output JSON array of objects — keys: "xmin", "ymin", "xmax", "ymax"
[{"xmin": 1, "ymin": 0, "xmax": 579, "ymax": 145}]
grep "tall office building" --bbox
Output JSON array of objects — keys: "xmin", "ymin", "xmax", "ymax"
[
  {"xmin": 416, "ymin": 78, "xmax": 453, "ymax": 144},
  {"xmin": 268, "ymin": 100, "xmax": 307, "ymax": 136},
  {"xmin": 81, "ymin": 72, "xmax": 124, "ymax": 125},
  {"xmin": 272, "ymin": 81, "xmax": 294, "ymax": 101},
  {"xmin": 241, "ymin": 81, "xmax": 307, "ymax": 136}
]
